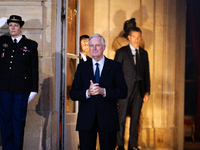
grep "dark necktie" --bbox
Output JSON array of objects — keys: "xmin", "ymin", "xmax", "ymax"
[
  {"xmin": 135, "ymin": 49, "xmax": 141, "ymax": 80},
  {"xmin": 14, "ymin": 39, "xmax": 17, "ymax": 45},
  {"xmin": 95, "ymin": 63, "xmax": 100, "ymax": 83}
]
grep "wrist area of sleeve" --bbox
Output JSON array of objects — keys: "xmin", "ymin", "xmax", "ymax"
[
  {"xmin": 103, "ymin": 88, "xmax": 106, "ymax": 97},
  {"xmin": 86, "ymin": 89, "xmax": 91, "ymax": 99}
]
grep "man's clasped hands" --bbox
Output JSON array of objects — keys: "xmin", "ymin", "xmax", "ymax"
[{"xmin": 88, "ymin": 80, "xmax": 105, "ymax": 96}]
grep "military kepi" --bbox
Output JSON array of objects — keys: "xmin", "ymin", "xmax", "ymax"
[{"xmin": 7, "ymin": 15, "xmax": 25, "ymax": 26}]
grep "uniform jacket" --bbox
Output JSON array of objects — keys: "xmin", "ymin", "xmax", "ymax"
[
  {"xmin": 0, "ymin": 35, "xmax": 38, "ymax": 95},
  {"xmin": 69, "ymin": 57, "xmax": 127, "ymax": 131},
  {"xmin": 114, "ymin": 45, "xmax": 150, "ymax": 98}
]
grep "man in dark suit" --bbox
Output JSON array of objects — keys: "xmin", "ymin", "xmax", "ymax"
[
  {"xmin": 79, "ymin": 35, "xmax": 91, "ymax": 63},
  {"xmin": 69, "ymin": 35, "xmax": 91, "ymax": 80},
  {"xmin": 114, "ymin": 27, "xmax": 150, "ymax": 150},
  {"xmin": 70, "ymin": 34, "xmax": 127, "ymax": 150},
  {"xmin": 0, "ymin": 15, "xmax": 38, "ymax": 150}
]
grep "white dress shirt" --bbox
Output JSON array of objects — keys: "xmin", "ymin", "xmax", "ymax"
[
  {"xmin": 129, "ymin": 43, "xmax": 139, "ymax": 64},
  {"xmin": 80, "ymin": 52, "xmax": 87, "ymax": 61},
  {"xmin": 11, "ymin": 35, "xmax": 22, "ymax": 43},
  {"xmin": 92, "ymin": 56, "xmax": 105, "ymax": 76}
]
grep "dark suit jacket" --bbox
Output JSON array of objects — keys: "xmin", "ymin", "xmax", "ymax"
[
  {"xmin": 114, "ymin": 45, "xmax": 150, "ymax": 98},
  {"xmin": 0, "ymin": 35, "xmax": 39, "ymax": 95},
  {"xmin": 70, "ymin": 57, "xmax": 127, "ymax": 132},
  {"xmin": 79, "ymin": 53, "xmax": 91, "ymax": 63},
  {"xmin": 69, "ymin": 54, "xmax": 91, "ymax": 80}
]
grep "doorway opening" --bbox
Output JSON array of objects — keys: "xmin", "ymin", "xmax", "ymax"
[{"xmin": 184, "ymin": 0, "xmax": 200, "ymax": 149}]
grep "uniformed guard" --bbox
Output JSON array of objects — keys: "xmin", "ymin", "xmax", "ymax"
[{"xmin": 0, "ymin": 15, "xmax": 39, "ymax": 150}]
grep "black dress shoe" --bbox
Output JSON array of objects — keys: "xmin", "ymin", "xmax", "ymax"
[
  {"xmin": 117, "ymin": 146, "xmax": 125, "ymax": 150},
  {"xmin": 128, "ymin": 147, "xmax": 141, "ymax": 150}
]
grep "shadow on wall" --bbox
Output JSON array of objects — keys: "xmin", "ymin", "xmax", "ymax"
[
  {"xmin": 25, "ymin": 17, "xmax": 52, "ymax": 149},
  {"xmin": 112, "ymin": 9, "xmax": 127, "ymax": 37},
  {"xmin": 34, "ymin": 52, "xmax": 56, "ymax": 150},
  {"xmin": 110, "ymin": 5, "xmax": 153, "ymax": 53},
  {"xmin": 35, "ymin": 77, "xmax": 51, "ymax": 150},
  {"xmin": 34, "ymin": 54, "xmax": 55, "ymax": 150},
  {"xmin": 131, "ymin": 5, "xmax": 153, "ymax": 51},
  {"xmin": 101, "ymin": 9, "xmax": 126, "ymax": 52}
]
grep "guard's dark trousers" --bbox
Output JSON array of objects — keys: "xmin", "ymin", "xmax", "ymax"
[{"xmin": 0, "ymin": 90, "xmax": 29, "ymax": 150}]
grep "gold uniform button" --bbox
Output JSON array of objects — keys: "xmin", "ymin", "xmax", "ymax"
[
  {"xmin": 10, "ymin": 61, "xmax": 12, "ymax": 63},
  {"xmin": 11, "ymin": 55, "xmax": 13, "ymax": 58},
  {"xmin": 9, "ymin": 67, "xmax": 11, "ymax": 69},
  {"xmin": 12, "ymin": 50, "xmax": 14, "ymax": 52},
  {"xmin": 3, "ymin": 49, "xmax": 5, "ymax": 51},
  {"xmin": 23, "ymin": 53, "xmax": 25, "ymax": 55},
  {"xmin": 25, "ymin": 77, "xmax": 27, "ymax": 79}
]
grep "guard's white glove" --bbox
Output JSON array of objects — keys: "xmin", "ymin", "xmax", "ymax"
[
  {"xmin": 0, "ymin": 17, "xmax": 8, "ymax": 28},
  {"xmin": 28, "ymin": 92, "xmax": 37, "ymax": 104}
]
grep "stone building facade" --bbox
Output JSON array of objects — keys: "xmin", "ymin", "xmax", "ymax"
[{"xmin": 0, "ymin": 0, "xmax": 186, "ymax": 149}]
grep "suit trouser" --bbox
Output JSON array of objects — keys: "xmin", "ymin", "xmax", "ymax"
[
  {"xmin": 117, "ymin": 81, "xmax": 143, "ymax": 148},
  {"xmin": 0, "ymin": 90, "xmax": 29, "ymax": 150},
  {"xmin": 79, "ymin": 112, "xmax": 117, "ymax": 150}
]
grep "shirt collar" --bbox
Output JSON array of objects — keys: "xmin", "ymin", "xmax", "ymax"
[
  {"xmin": 129, "ymin": 43, "xmax": 139, "ymax": 55},
  {"xmin": 92, "ymin": 55, "xmax": 105, "ymax": 67},
  {"xmin": 80, "ymin": 52, "xmax": 87, "ymax": 61},
  {"xmin": 11, "ymin": 35, "xmax": 22, "ymax": 43}
]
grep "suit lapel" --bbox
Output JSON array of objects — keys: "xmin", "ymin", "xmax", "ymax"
[
  {"xmin": 126, "ymin": 45, "xmax": 135, "ymax": 69},
  {"xmin": 126, "ymin": 45, "xmax": 134, "ymax": 60},
  {"xmin": 99, "ymin": 57, "xmax": 111, "ymax": 85},
  {"xmin": 87, "ymin": 59, "xmax": 96, "ymax": 83}
]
